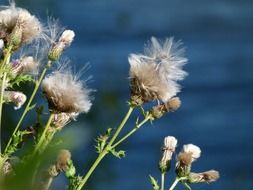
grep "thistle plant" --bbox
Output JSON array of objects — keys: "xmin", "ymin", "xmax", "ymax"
[
  {"xmin": 0, "ymin": 1, "xmax": 219, "ymax": 190},
  {"xmin": 150, "ymin": 136, "xmax": 219, "ymax": 190}
]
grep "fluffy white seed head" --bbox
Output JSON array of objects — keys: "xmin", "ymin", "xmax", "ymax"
[
  {"xmin": 183, "ymin": 144, "xmax": 201, "ymax": 162},
  {"xmin": 42, "ymin": 68, "xmax": 93, "ymax": 113},
  {"xmin": 0, "ymin": 2, "xmax": 42, "ymax": 46},
  {"xmin": 129, "ymin": 37, "xmax": 187, "ymax": 103}
]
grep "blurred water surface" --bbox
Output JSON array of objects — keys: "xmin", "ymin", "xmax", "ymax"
[{"xmin": 4, "ymin": 0, "xmax": 253, "ymax": 189}]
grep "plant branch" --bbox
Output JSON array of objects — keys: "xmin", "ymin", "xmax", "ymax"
[
  {"xmin": 76, "ymin": 106, "xmax": 134, "ymax": 190},
  {"xmin": 4, "ymin": 61, "xmax": 51, "ymax": 155}
]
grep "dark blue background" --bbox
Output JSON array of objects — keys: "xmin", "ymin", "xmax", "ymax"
[{"xmin": 4, "ymin": 0, "xmax": 253, "ymax": 189}]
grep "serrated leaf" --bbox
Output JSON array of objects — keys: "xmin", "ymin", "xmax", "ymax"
[
  {"xmin": 10, "ymin": 74, "xmax": 34, "ymax": 87},
  {"xmin": 149, "ymin": 175, "xmax": 159, "ymax": 190},
  {"xmin": 6, "ymin": 130, "xmax": 31, "ymax": 156},
  {"xmin": 110, "ymin": 149, "xmax": 126, "ymax": 159}
]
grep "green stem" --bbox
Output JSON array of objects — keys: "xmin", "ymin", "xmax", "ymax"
[
  {"xmin": 0, "ymin": 45, "xmax": 13, "ymax": 154},
  {"xmin": 0, "ymin": 73, "xmax": 7, "ymax": 153},
  {"xmin": 4, "ymin": 61, "xmax": 51, "ymax": 155},
  {"xmin": 169, "ymin": 177, "xmax": 187, "ymax": 190},
  {"xmin": 33, "ymin": 114, "xmax": 54, "ymax": 155},
  {"xmin": 76, "ymin": 106, "xmax": 134, "ymax": 190},
  {"xmin": 169, "ymin": 178, "xmax": 180, "ymax": 190},
  {"xmin": 111, "ymin": 116, "xmax": 151, "ymax": 149},
  {"xmin": 161, "ymin": 173, "xmax": 165, "ymax": 190},
  {"xmin": 181, "ymin": 181, "xmax": 192, "ymax": 190},
  {"xmin": 42, "ymin": 176, "xmax": 53, "ymax": 190}
]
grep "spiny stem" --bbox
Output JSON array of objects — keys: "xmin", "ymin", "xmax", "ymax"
[
  {"xmin": 111, "ymin": 115, "xmax": 151, "ymax": 149},
  {"xmin": 4, "ymin": 61, "xmax": 51, "ymax": 155},
  {"xmin": 33, "ymin": 114, "xmax": 54, "ymax": 155},
  {"xmin": 76, "ymin": 106, "xmax": 134, "ymax": 190}
]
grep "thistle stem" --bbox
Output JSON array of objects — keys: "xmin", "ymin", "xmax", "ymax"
[
  {"xmin": 4, "ymin": 61, "xmax": 51, "ymax": 155},
  {"xmin": 76, "ymin": 106, "xmax": 134, "ymax": 190},
  {"xmin": 0, "ymin": 73, "xmax": 7, "ymax": 154},
  {"xmin": 181, "ymin": 181, "xmax": 192, "ymax": 190},
  {"xmin": 161, "ymin": 173, "xmax": 165, "ymax": 190},
  {"xmin": 169, "ymin": 178, "xmax": 180, "ymax": 190},
  {"xmin": 0, "ymin": 45, "xmax": 13, "ymax": 154},
  {"xmin": 111, "ymin": 115, "xmax": 151, "ymax": 149},
  {"xmin": 33, "ymin": 114, "xmax": 54, "ymax": 155},
  {"xmin": 169, "ymin": 177, "xmax": 187, "ymax": 190}
]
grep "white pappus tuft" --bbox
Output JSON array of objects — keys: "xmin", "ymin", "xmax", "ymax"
[
  {"xmin": 0, "ymin": 2, "xmax": 43, "ymax": 46},
  {"xmin": 129, "ymin": 37, "xmax": 187, "ymax": 103},
  {"xmin": 41, "ymin": 66, "xmax": 93, "ymax": 113}
]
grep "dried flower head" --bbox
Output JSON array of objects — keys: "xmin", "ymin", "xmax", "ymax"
[
  {"xmin": 176, "ymin": 144, "xmax": 201, "ymax": 177},
  {"xmin": 51, "ymin": 112, "xmax": 78, "ymax": 129},
  {"xmin": 189, "ymin": 170, "xmax": 220, "ymax": 183},
  {"xmin": 11, "ymin": 56, "xmax": 38, "ymax": 75},
  {"xmin": 150, "ymin": 97, "xmax": 181, "ymax": 119},
  {"xmin": 3, "ymin": 90, "xmax": 27, "ymax": 109},
  {"xmin": 48, "ymin": 30, "xmax": 75, "ymax": 61},
  {"xmin": 0, "ymin": 2, "xmax": 42, "ymax": 48},
  {"xmin": 56, "ymin": 149, "xmax": 71, "ymax": 172},
  {"xmin": 42, "ymin": 67, "xmax": 92, "ymax": 113},
  {"xmin": 183, "ymin": 144, "xmax": 201, "ymax": 162},
  {"xmin": 159, "ymin": 136, "xmax": 177, "ymax": 173},
  {"xmin": 129, "ymin": 37, "xmax": 187, "ymax": 104}
]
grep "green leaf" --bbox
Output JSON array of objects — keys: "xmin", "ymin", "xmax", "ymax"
[
  {"xmin": 6, "ymin": 130, "xmax": 31, "ymax": 156},
  {"xmin": 110, "ymin": 148, "xmax": 126, "ymax": 159},
  {"xmin": 10, "ymin": 74, "xmax": 34, "ymax": 87},
  {"xmin": 95, "ymin": 128, "xmax": 113, "ymax": 153},
  {"xmin": 149, "ymin": 175, "xmax": 159, "ymax": 190}
]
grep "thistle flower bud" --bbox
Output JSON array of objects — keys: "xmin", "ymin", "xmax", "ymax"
[
  {"xmin": 150, "ymin": 97, "xmax": 181, "ymax": 119},
  {"xmin": 176, "ymin": 144, "xmax": 201, "ymax": 177},
  {"xmin": 129, "ymin": 37, "xmax": 187, "ymax": 104},
  {"xmin": 159, "ymin": 136, "xmax": 177, "ymax": 173},
  {"xmin": 51, "ymin": 112, "xmax": 78, "ymax": 129},
  {"xmin": 42, "ymin": 68, "xmax": 93, "ymax": 113},
  {"xmin": 48, "ymin": 30, "xmax": 75, "ymax": 61},
  {"xmin": 3, "ymin": 91, "xmax": 27, "ymax": 109},
  {"xmin": 11, "ymin": 56, "xmax": 38, "ymax": 75},
  {"xmin": 56, "ymin": 149, "xmax": 71, "ymax": 172},
  {"xmin": 188, "ymin": 170, "xmax": 220, "ymax": 183},
  {"xmin": 48, "ymin": 164, "xmax": 59, "ymax": 177}
]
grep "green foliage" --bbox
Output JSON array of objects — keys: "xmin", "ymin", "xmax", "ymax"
[
  {"xmin": 95, "ymin": 128, "xmax": 113, "ymax": 153},
  {"xmin": 5, "ymin": 130, "xmax": 31, "ymax": 156},
  {"xmin": 109, "ymin": 148, "xmax": 126, "ymax": 159},
  {"xmin": 9, "ymin": 74, "xmax": 34, "ymax": 87},
  {"xmin": 149, "ymin": 175, "xmax": 159, "ymax": 190}
]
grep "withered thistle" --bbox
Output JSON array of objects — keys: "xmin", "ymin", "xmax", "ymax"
[{"xmin": 129, "ymin": 37, "xmax": 187, "ymax": 105}]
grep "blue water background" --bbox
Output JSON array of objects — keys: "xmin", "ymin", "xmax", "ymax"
[{"xmin": 3, "ymin": 0, "xmax": 253, "ymax": 189}]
